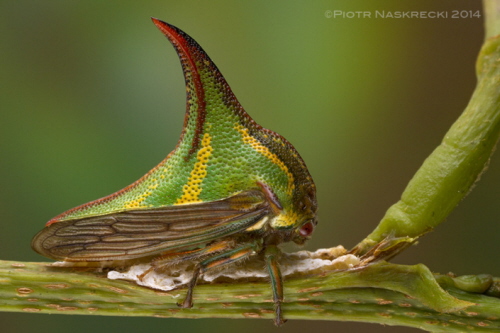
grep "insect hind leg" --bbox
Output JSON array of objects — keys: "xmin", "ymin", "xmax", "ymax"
[
  {"xmin": 137, "ymin": 240, "xmax": 235, "ymax": 281},
  {"xmin": 179, "ymin": 242, "xmax": 261, "ymax": 309}
]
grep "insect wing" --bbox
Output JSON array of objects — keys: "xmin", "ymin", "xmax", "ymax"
[{"xmin": 32, "ymin": 190, "xmax": 269, "ymax": 261}]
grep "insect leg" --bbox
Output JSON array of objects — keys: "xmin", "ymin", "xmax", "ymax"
[
  {"xmin": 156, "ymin": 240, "xmax": 236, "ymax": 265},
  {"xmin": 264, "ymin": 245, "xmax": 286, "ymax": 326},
  {"xmin": 137, "ymin": 240, "xmax": 236, "ymax": 281},
  {"xmin": 179, "ymin": 242, "xmax": 261, "ymax": 308},
  {"xmin": 137, "ymin": 248, "xmax": 200, "ymax": 281}
]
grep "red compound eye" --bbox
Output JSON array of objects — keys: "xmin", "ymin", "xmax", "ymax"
[{"xmin": 299, "ymin": 221, "xmax": 315, "ymax": 237}]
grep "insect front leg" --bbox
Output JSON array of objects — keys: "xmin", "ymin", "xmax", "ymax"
[
  {"xmin": 179, "ymin": 241, "xmax": 262, "ymax": 309},
  {"xmin": 264, "ymin": 244, "xmax": 286, "ymax": 326}
]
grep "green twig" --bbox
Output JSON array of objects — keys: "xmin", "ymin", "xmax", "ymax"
[
  {"xmin": 484, "ymin": 0, "xmax": 500, "ymax": 39},
  {"xmin": 354, "ymin": 2, "xmax": 500, "ymax": 256},
  {"xmin": 1, "ymin": 260, "xmax": 500, "ymax": 332}
]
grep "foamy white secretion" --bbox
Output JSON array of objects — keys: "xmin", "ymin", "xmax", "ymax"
[{"xmin": 106, "ymin": 246, "xmax": 359, "ymax": 292}]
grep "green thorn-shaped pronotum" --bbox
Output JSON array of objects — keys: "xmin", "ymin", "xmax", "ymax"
[{"xmin": 31, "ymin": 18, "xmax": 317, "ymax": 326}]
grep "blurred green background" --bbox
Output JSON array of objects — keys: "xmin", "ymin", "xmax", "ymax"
[{"xmin": 0, "ymin": 0, "xmax": 494, "ymax": 332}]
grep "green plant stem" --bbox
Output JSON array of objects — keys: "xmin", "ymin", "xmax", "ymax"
[
  {"xmin": 484, "ymin": 0, "xmax": 500, "ymax": 39},
  {"xmin": 1, "ymin": 260, "xmax": 500, "ymax": 332},
  {"xmin": 354, "ymin": 9, "xmax": 500, "ymax": 256}
]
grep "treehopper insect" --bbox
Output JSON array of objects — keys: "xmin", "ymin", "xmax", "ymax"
[{"xmin": 32, "ymin": 18, "xmax": 318, "ymax": 325}]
